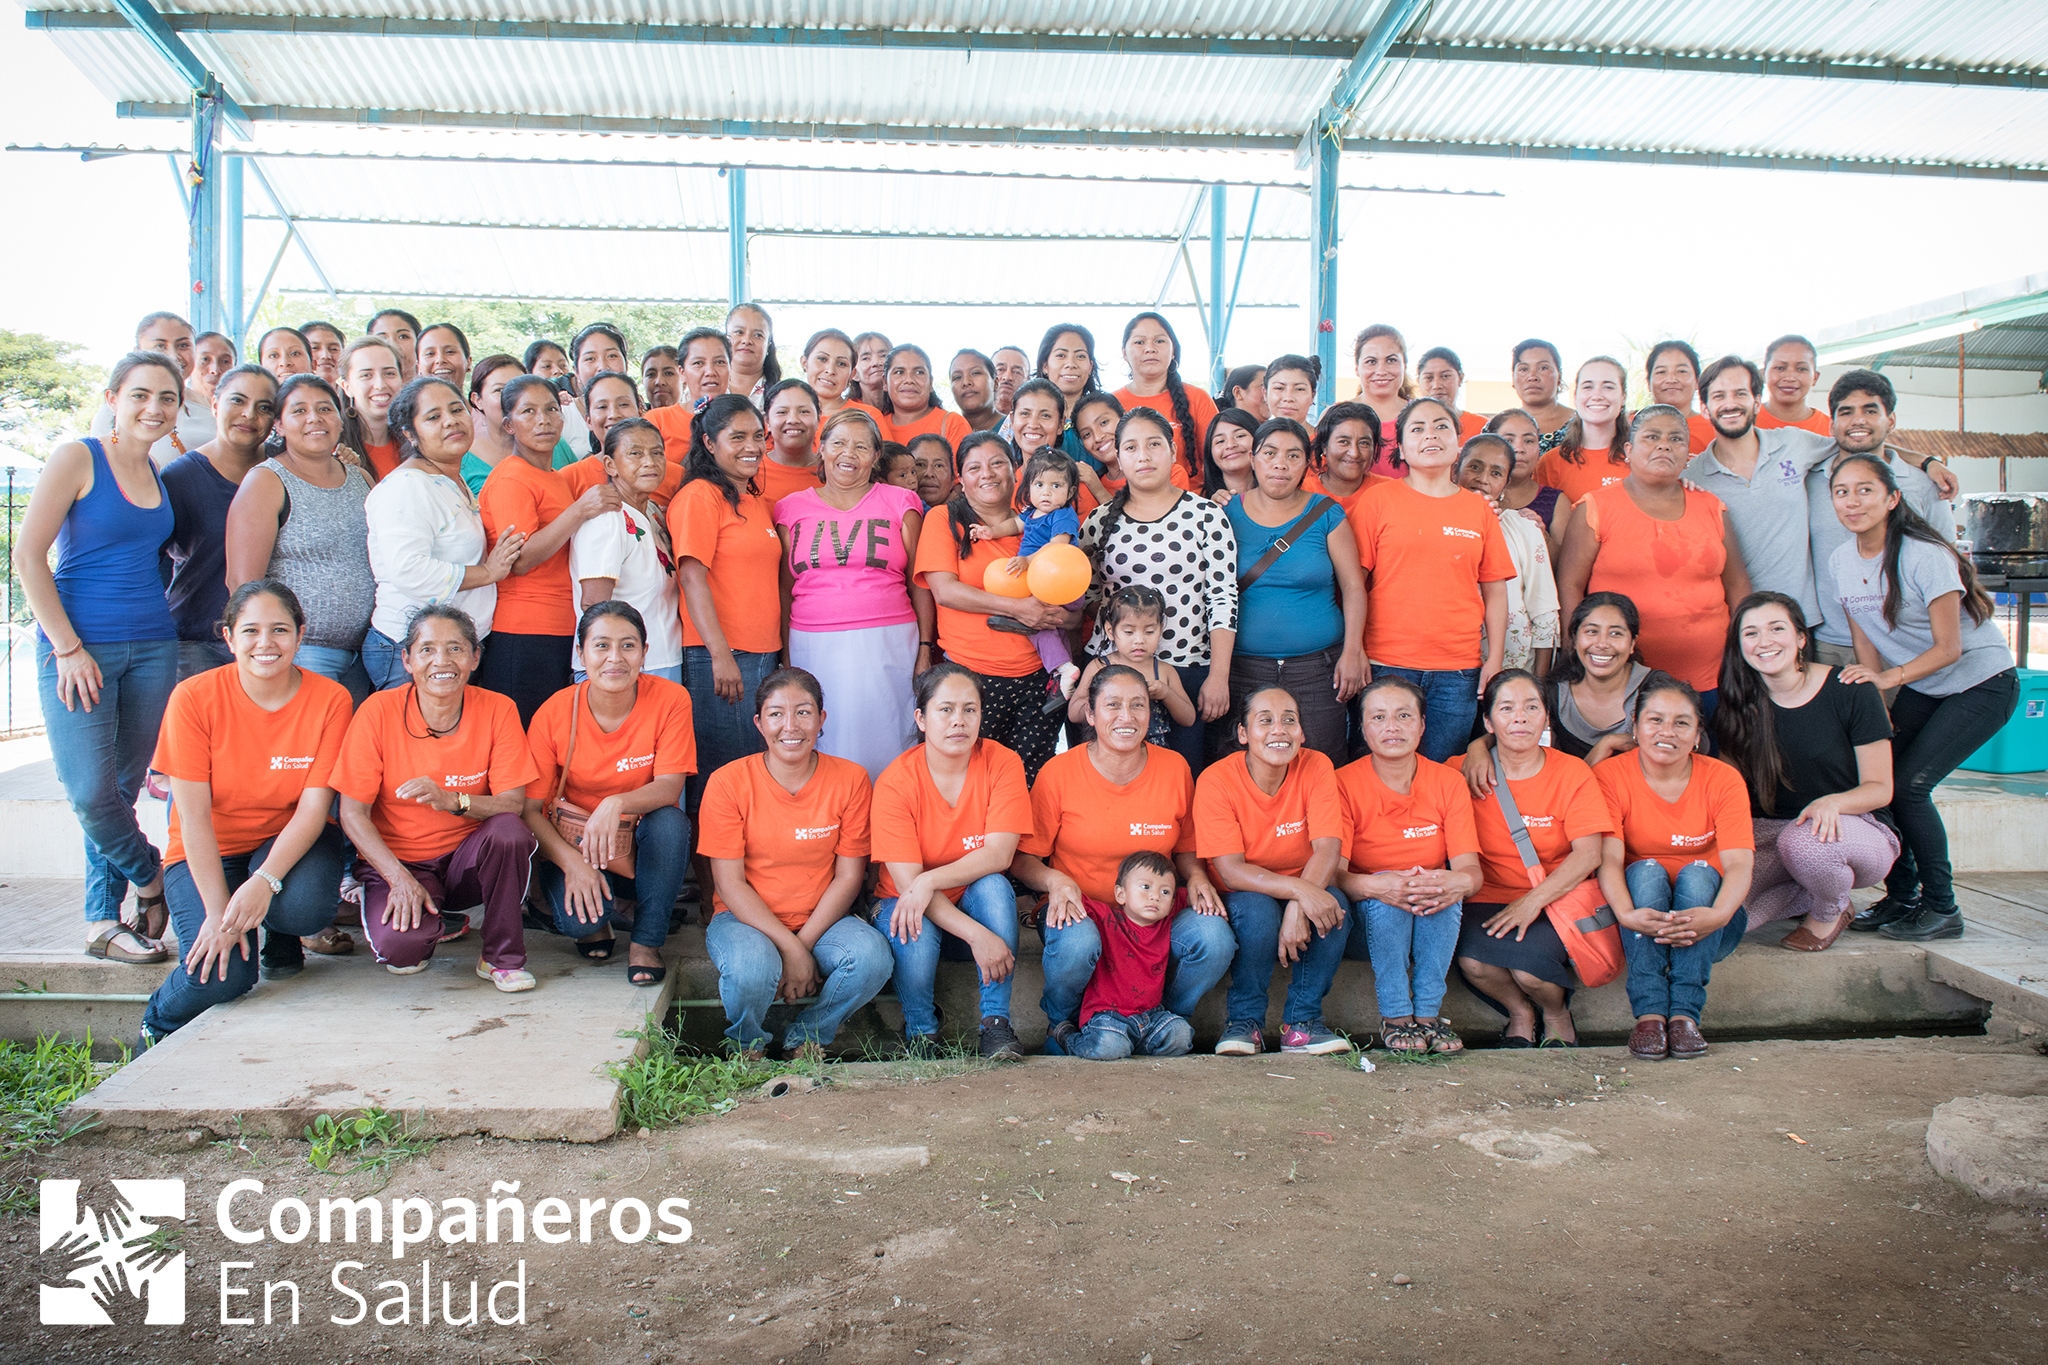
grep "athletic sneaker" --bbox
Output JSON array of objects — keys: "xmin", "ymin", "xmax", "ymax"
[
  {"xmin": 385, "ymin": 961, "xmax": 430, "ymax": 975},
  {"xmin": 1280, "ymin": 1021, "xmax": 1351, "ymax": 1054},
  {"xmin": 137, "ymin": 1022, "xmax": 158, "ymax": 1051},
  {"xmin": 1214, "ymin": 1020, "xmax": 1265, "ymax": 1055},
  {"xmin": 476, "ymin": 960, "xmax": 537, "ymax": 992},
  {"xmin": 978, "ymin": 1017, "xmax": 1026, "ymax": 1061}
]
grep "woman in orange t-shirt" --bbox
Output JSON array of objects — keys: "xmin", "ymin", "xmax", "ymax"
[
  {"xmin": 1195, "ymin": 685, "xmax": 1350, "ymax": 1058},
  {"xmin": 1594, "ymin": 673, "xmax": 1755, "ymax": 1063},
  {"xmin": 799, "ymin": 327, "xmax": 887, "ymax": 431},
  {"xmin": 1337, "ymin": 676, "xmax": 1484, "ymax": 1055},
  {"xmin": 697, "ymin": 667, "xmax": 890, "ymax": 1059},
  {"xmin": 1532, "ymin": 356, "xmax": 1632, "ymax": 507},
  {"xmin": 475, "ymin": 374, "xmax": 622, "ymax": 724},
  {"xmin": 669, "ymin": 394, "xmax": 785, "ymax": 806},
  {"xmin": 758, "ymin": 378, "xmax": 825, "ymax": 508},
  {"xmin": 1113, "ymin": 311, "xmax": 1218, "ymax": 484},
  {"xmin": 341, "ymin": 337, "xmax": 404, "ymax": 482},
  {"xmin": 1012, "ymin": 665, "xmax": 1235, "ymax": 1054},
  {"xmin": 334, "ymin": 603, "xmax": 541, "ymax": 991},
  {"xmin": 877, "ymin": 345, "xmax": 972, "ymax": 451},
  {"xmin": 1304, "ymin": 401, "xmax": 1386, "ymax": 515},
  {"xmin": 913, "ymin": 432, "xmax": 1079, "ymax": 781},
  {"xmin": 1556, "ymin": 405, "xmax": 1753, "ymax": 701},
  {"xmin": 141, "ymin": 580, "xmax": 355, "ymax": 1039},
  {"xmin": 522, "ymin": 602, "xmax": 697, "ymax": 987},
  {"xmin": 1454, "ymin": 670, "xmax": 1613, "ymax": 1048},
  {"xmin": 868, "ymin": 665, "xmax": 1034, "ymax": 1058}
]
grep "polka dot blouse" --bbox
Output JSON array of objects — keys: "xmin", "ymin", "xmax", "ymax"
[{"xmin": 1080, "ymin": 491, "xmax": 1240, "ymax": 668}]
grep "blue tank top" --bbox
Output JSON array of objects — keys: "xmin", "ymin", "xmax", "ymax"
[{"xmin": 48, "ymin": 437, "xmax": 175, "ymax": 644}]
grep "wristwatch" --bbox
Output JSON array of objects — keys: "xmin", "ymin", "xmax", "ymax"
[
  {"xmin": 456, "ymin": 791, "xmax": 472, "ymax": 816},
  {"xmin": 254, "ymin": 869, "xmax": 284, "ymax": 895}
]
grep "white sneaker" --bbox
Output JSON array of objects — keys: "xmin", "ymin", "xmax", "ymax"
[
  {"xmin": 384, "ymin": 961, "xmax": 429, "ymax": 975},
  {"xmin": 476, "ymin": 959, "xmax": 537, "ymax": 993},
  {"xmin": 1056, "ymin": 662, "xmax": 1081, "ymax": 698}
]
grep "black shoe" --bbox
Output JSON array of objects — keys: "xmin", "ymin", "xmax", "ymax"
[
  {"xmin": 985, "ymin": 615, "xmax": 1037, "ymax": 636},
  {"xmin": 1044, "ymin": 1020, "xmax": 1079, "ymax": 1056},
  {"xmin": 259, "ymin": 929, "xmax": 304, "ymax": 980},
  {"xmin": 1847, "ymin": 896, "xmax": 1919, "ymax": 933},
  {"xmin": 1879, "ymin": 907, "xmax": 1964, "ymax": 941},
  {"xmin": 978, "ymin": 1017, "xmax": 1026, "ymax": 1061}
]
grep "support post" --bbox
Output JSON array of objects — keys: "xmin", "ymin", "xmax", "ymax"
[
  {"xmin": 187, "ymin": 82, "xmax": 222, "ymax": 337},
  {"xmin": 728, "ymin": 165, "xmax": 747, "ymax": 310},
  {"xmin": 222, "ymin": 152, "xmax": 243, "ymax": 345},
  {"xmin": 1308, "ymin": 129, "xmax": 1339, "ymax": 410},
  {"xmin": 1209, "ymin": 183, "xmax": 1227, "ymax": 391}
]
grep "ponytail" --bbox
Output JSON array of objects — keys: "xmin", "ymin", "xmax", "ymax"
[{"xmin": 1834, "ymin": 454, "xmax": 1994, "ymax": 629}]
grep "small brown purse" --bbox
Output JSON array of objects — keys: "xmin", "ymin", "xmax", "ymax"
[{"xmin": 545, "ymin": 683, "xmax": 640, "ymax": 878}]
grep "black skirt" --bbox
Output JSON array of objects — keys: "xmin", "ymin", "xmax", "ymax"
[{"xmin": 1453, "ymin": 901, "xmax": 1574, "ymax": 1012}]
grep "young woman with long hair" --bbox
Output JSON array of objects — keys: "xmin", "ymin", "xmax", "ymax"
[{"xmin": 1114, "ymin": 312, "xmax": 1216, "ymax": 483}]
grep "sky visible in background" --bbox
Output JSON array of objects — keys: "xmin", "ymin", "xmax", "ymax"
[{"xmin": 7, "ymin": 16, "xmax": 2048, "ymax": 394}]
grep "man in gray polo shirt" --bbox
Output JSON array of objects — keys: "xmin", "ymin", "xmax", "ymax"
[{"xmin": 1806, "ymin": 368, "xmax": 1956, "ymax": 668}]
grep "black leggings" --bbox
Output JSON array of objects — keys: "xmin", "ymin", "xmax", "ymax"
[
  {"xmin": 1884, "ymin": 669, "xmax": 2019, "ymax": 914},
  {"xmin": 472, "ymin": 631, "xmax": 574, "ymax": 728},
  {"xmin": 966, "ymin": 665, "xmax": 1061, "ymax": 783}
]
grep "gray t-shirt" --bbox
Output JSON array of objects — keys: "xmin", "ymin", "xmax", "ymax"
[
  {"xmin": 1829, "ymin": 534, "xmax": 2011, "ymax": 697},
  {"xmin": 1685, "ymin": 428, "xmax": 1833, "ymax": 633},
  {"xmin": 1807, "ymin": 449, "xmax": 1952, "ymax": 646}
]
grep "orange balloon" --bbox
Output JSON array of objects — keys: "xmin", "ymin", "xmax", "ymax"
[
  {"xmin": 1026, "ymin": 543, "xmax": 1092, "ymax": 606},
  {"xmin": 984, "ymin": 556, "xmax": 1033, "ymax": 598}
]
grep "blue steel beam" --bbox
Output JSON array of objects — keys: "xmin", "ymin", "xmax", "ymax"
[
  {"xmin": 1307, "ymin": 132, "xmax": 1339, "ymax": 409},
  {"xmin": 222, "ymin": 151, "xmax": 242, "ymax": 342},
  {"xmin": 104, "ymin": 0, "xmax": 252, "ymax": 136},
  {"xmin": 1222, "ymin": 188, "xmax": 1260, "ymax": 359},
  {"xmin": 727, "ymin": 165, "xmax": 746, "ymax": 310},
  {"xmin": 1208, "ymin": 184, "xmax": 1226, "ymax": 391}
]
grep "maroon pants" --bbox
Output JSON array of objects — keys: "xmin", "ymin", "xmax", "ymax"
[{"xmin": 357, "ymin": 812, "xmax": 535, "ymax": 970}]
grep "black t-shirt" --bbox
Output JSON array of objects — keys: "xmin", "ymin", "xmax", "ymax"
[
  {"xmin": 1769, "ymin": 669, "xmax": 1892, "ymax": 819},
  {"xmin": 161, "ymin": 450, "xmax": 241, "ymax": 645}
]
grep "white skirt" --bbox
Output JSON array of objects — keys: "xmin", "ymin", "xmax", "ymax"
[{"xmin": 789, "ymin": 621, "xmax": 921, "ymax": 783}]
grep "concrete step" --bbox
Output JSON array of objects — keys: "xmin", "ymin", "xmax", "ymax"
[{"xmin": 0, "ymin": 756, "xmax": 168, "ymax": 879}]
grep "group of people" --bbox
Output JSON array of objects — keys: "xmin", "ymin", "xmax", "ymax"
[{"xmin": 17, "ymin": 303, "xmax": 2020, "ymax": 1065}]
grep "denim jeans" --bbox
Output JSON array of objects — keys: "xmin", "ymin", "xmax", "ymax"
[
  {"xmin": 703, "ymin": 910, "xmax": 894, "ymax": 1051},
  {"xmin": 1620, "ymin": 859, "xmax": 1747, "ymax": 1021},
  {"xmin": 1370, "ymin": 664, "xmax": 1479, "ymax": 764},
  {"xmin": 1070, "ymin": 1005, "xmax": 1193, "ymax": 1060},
  {"xmin": 360, "ymin": 627, "xmax": 409, "ymax": 692},
  {"xmin": 295, "ymin": 642, "xmax": 371, "ymax": 708},
  {"xmin": 1883, "ymin": 671, "xmax": 2020, "ymax": 914},
  {"xmin": 176, "ymin": 638, "xmax": 231, "ymax": 682},
  {"xmin": 38, "ymin": 637, "xmax": 177, "ymax": 925},
  {"xmin": 1223, "ymin": 888, "xmax": 1352, "ymax": 1026},
  {"xmin": 1359, "ymin": 896, "xmax": 1464, "ymax": 1019},
  {"xmin": 141, "ymin": 825, "xmax": 344, "ymax": 1035},
  {"xmin": 683, "ymin": 646, "xmax": 780, "ymax": 810},
  {"xmin": 870, "ymin": 872, "xmax": 1020, "ymax": 1034},
  {"xmin": 535, "ymin": 804, "xmax": 690, "ymax": 949},
  {"xmin": 1040, "ymin": 906, "xmax": 1235, "ymax": 1040}
]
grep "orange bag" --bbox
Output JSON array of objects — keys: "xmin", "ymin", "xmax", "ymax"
[{"xmin": 1491, "ymin": 753, "xmax": 1625, "ymax": 988}]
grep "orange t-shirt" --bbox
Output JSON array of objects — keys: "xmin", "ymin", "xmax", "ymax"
[
  {"xmin": 870, "ymin": 740, "xmax": 1033, "ymax": 902},
  {"xmin": 1019, "ymin": 744, "xmax": 1196, "ymax": 903},
  {"xmin": 1470, "ymin": 749, "xmax": 1614, "ymax": 905},
  {"xmin": 1348, "ymin": 479, "xmax": 1516, "ymax": 671},
  {"xmin": 646, "ymin": 405, "xmax": 695, "ymax": 470},
  {"xmin": 561, "ymin": 453, "xmax": 685, "ymax": 505},
  {"xmin": 1756, "ymin": 408, "xmax": 1832, "ymax": 435},
  {"xmin": 1113, "ymin": 385, "xmax": 1220, "ymax": 480},
  {"xmin": 154, "ymin": 666, "xmax": 353, "ymax": 866},
  {"xmin": 666, "ymin": 478, "xmax": 784, "ymax": 655},
  {"xmin": 479, "ymin": 455, "xmax": 579, "ymax": 636},
  {"xmin": 1581, "ymin": 483, "xmax": 1730, "ymax": 690},
  {"xmin": 696, "ymin": 752, "xmax": 872, "ymax": 928},
  {"xmin": 1457, "ymin": 410, "xmax": 1489, "ymax": 442},
  {"xmin": 884, "ymin": 407, "xmax": 972, "ymax": 452},
  {"xmin": 1595, "ymin": 752, "xmax": 1754, "ymax": 879},
  {"xmin": 364, "ymin": 441, "xmax": 402, "ymax": 483},
  {"xmin": 1533, "ymin": 449, "xmax": 1631, "ymax": 507},
  {"xmin": 758, "ymin": 456, "xmax": 824, "ymax": 509},
  {"xmin": 1686, "ymin": 411, "xmax": 1715, "ymax": 453},
  {"xmin": 1335, "ymin": 754, "xmax": 1480, "ymax": 875},
  {"xmin": 911, "ymin": 516, "xmax": 1044, "ymax": 678},
  {"xmin": 523, "ymin": 676, "xmax": 697, "ymax": 811},
  {"xmin": 1193, "ymin": 749, "xmax": 1344, "ymax": 881},
  {"xmin": 1303, "ymin": 471, "xmax": 1389, "ymax": 517},
  {"xmin": 332, "ymin": 685, "xmax": 538, "ymax": 863}
]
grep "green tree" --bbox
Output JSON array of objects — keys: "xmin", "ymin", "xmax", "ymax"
[
  {"xmin": 0, "ymin": 330, "xmax": 104, "ymax": 416},
  {"xmin": 252, "ymin": 294, "xmax": 723, "ymax": 364}
]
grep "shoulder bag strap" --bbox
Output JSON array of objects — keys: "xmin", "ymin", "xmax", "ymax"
[
  {"xmin": 553, "ymin": 682, "xmax": 583, "ymax": 809},
  {"xmin": 1490, "ymin": 750, "xmax": 1544, "ymax": 876},
  {"xmin": 1236, "ymin": 495, "xmax": 1337, "ymax": 592}
]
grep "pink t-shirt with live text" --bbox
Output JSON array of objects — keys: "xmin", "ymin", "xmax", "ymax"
[{"xmin": 775, "ymin": 482, "xmax": 926, "ymax": 632}]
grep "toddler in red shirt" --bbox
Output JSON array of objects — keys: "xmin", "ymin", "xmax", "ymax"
[{"xmin": 1062, "ymin": 852, "xmax": 1196, "ymax": 1060}]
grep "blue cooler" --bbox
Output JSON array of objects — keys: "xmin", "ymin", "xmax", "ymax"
[{"xmin": 1956, "ymin": 667, "xmax": 2048, "ymax": 775}]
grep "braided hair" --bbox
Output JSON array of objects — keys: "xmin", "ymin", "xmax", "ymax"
[
  {"xmin": 682, "ymin": 392, "xmax": 763, "ymax": 510},
  {"xmin": 1094, "ymin": 407, "xmax": 1177, "ymax": 550},
  {"xmin": 1121, "ymin": 312, "xmax": 1200, "ymax": 478}
]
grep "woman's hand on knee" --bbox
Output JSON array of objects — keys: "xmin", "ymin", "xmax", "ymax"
[
  {"xmin": 970, "ymin": 930, "xmax": 1015, "ymax": 986},
  {"xmin": 183, "ymin": 919, "xmax": 249, "ymax": 986},
  {"xmin": 778, "ymin": 945, "xmax": 822, "ymax": 1001},
  {"xmin": 220, "ymin": 877, "xmax": 276, "ymax": 938},
  {"xmin": 563, "ymin": 861, "xmax": 611, "ymax": 924}
]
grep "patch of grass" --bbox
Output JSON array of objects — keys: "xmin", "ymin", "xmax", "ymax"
[
  {"xmin": 305, "ymin": 1107, "xmax": 433, "ymax": 1179},
  {"xmin": 609, "ymin": 1024, "xmax": 796, "ymax": 1129},
  {"xmin": 0, "ymin": 1032, "xmax": 119, "ymax": 1213}
]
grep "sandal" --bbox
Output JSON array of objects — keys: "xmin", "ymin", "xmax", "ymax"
[
  {"xmin": 302, "ymin": 927, "xmax": 354, "ymax": 955},
  {"xmin": 129, "ymin": 889, "xmax": 169, "ymax": 944},
  {"xmin": 575, "ymin": 934, "xmax": 615, "ymax": 961},
  {"xmin": 1380, "ymin": 1021, "xmax": 1431, "ymax": 1053},
  {"xmin": 628, "ymin": 963, "xmax": 666, "ymax": 986},
  {"xmin": 86, "ymin": 921, "xmax": 168, "ymax": 965},
  {"xmin": 1423, "ymin": 1018, "xmax": 1465, "ymax": 1055}
]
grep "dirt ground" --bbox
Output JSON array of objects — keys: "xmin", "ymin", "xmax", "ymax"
[{"xmin": 3, "ymin": 1035, "xmax": 2045, "ymax": 1365}]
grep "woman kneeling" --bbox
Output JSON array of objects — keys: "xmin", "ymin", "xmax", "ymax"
[
  {"xmin": 698, "ymin": 667, "xmax": 892, "ymax": 1059},
  {"xmin": 141, "ymin": 581, "xmax": 354, "ymax": 1041}
]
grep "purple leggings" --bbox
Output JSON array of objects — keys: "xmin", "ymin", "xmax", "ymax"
[
  {"xmin": 1745, "ymin": 814, "xmax": 1900, "ymax": 928},
  {"xmin": 357, "ymin": 812, "xmax": 536, "ymax": 970}
]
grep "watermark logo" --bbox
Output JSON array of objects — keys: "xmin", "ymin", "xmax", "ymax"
[{"xmin": 40, "ymin": 1179, "xmax": 187, "ymax": 1325}]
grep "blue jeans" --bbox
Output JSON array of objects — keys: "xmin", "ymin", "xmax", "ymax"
[
  {"xmin": 360, "ymin": 627, "xmax": 409, "ymax": 692},
  {"xmin": 176, "ymin": 638, "xmax": 231, "ymax": 682},
  {"xmin": 38, "ymin": 637, "xmax": 177, "ymax": 925},
  {"xmin": 535, "ymin": 805, "xmax": 690, "ymax": 949},
  {"xmin": 141, "ymin": 825, "xmax": 345, "ymax": 1035},
  {"xmin": 1370, "ymin": 664, "xmax": 1480, "ymax": 764},
  {"xmin": 1358, "ymin": 896, "xmax": 1464, "ymax": 1019},
  {"xmin": 1070, "ymin": 1005, "xmax": 1193, "ymax": 1060},
  {"xmin": 1223, "ymin": 887, "xmax": 1352, "ymax": 1026},
  {"xmin": 1621, "ymin": 859, "xmax": 1747, "ymax": 1022},
  {"xmin": 296, "ymin": 642, "xmax": 372, "ymax": 707},
  {"xmin": 683, "ymin": 646, "xmax": 780, "ymax": 810},
  {"xmin": 870, "ymin": 872, "xmax": 1020, "ymax": 1034},
  {"xmin": 703, "ymin": 911, "xmax": 894, "ymax": 1051},
  {"xmin": 1039, "ymin": 906, "xmax": 1235, "ymax": 1035}
]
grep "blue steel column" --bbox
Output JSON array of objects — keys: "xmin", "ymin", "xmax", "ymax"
[
  {"xmin": 727, "ymin": 165, "xmax": 747, "ymax": 310},
  {"xmin": 222, "ymin": 151, "xmax": 243, "ymax": 345},
  {"xmin": 1308, "ymin": 129, "xmax": 1339, "ymax": 410},
  {"xmin": 1209, "ymin": 183, "xmax": 1227, "ymax": 391},
  {"xmin": 188, "ymin": 83, "xmax": 222, "ymax": 336}
]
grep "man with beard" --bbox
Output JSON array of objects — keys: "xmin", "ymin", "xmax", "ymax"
[{"xmin": 950, "ymin": 349, "xmax": 1002, "ymax": 432}]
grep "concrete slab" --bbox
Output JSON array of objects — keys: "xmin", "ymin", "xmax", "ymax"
[
  {"xmin": 1923, "ymin": 941, "xmax": 2048, "ymax": 1036},
  {"xmin": 1926, "ymin": 1094, "xmax": 2048, "ymax": 1206},
  {"xmin": 0, "ymin": 759, "xmax": 167, "ymax": 879},
  {"xmin": 1930, "ymin": 774, "xmax": 2048, "ymax": 874},
  {"xmin": 1, "ymin": 877, "xmax": 175, "ymax": 1059},
  {"xmin": 67, "ymin": 935, "xmax": 677, "ymax": 1143}
]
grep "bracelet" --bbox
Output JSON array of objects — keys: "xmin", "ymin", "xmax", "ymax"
[
  {"xmin": 253, "ymin": 869, "xmax": 284, "ymax": 895},
  {"xmin": 1917, "ymin": 454, "xmax": 1937, "ymax": 472},
  {"xmin": 52, "ymin": 640, "xmax": 85, "ymax": 660},
  {"xmin": 918, "ymin": 641, "xmax": 935, "ymax": 650}
]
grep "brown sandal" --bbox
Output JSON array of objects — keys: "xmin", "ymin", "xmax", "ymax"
[
  {"xmin": 302, "ymin": 927, "xmax": 355, "ymax": 955},
  {"xmin": 87, "ymin": 921, "xmax": 169, "ymax": 964},
  {"xmin": 1781, "ymin": 909, "xmax": 1851, "ymax": 953},
  {"xmin": 128, "ymin": 890, "xmax": 169, "ymax": 943},
  {"xmin": 1423, "ymin": 1018, "xmax": 1465, "ymax": 1055},
  {"xmin": 1380, "ymin": 1021, "xmax": 1431, "ymax": 1052}
]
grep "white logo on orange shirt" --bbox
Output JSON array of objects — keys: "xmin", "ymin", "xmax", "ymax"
[
  {"xmin": 794, "ymin": 824, "xmax": 840, "ymax": 840},
  {"xmin": 1401, "ymin": 824, "xmax": 1440, "ymax": 839},
  {"xmin": 440, "ymin": 769, "xmax": 488, "ymax": 791},
  {"xmin": 1273, "ymin": 820, "xmax": 1305, "ymax": 838},
  {"xmin": 1441, "ymin": 525, "xmax": 1480, "ymax": 540},
  {"xmin": 1129, "ymin": 822, "xmax": 1174, "ymax": 837},
  {"xmin": 1669, "ymin": 832, "xmax": 1714, "ymax": 849},
  {"xmin": 614, "ymin": 753, "xmax": 655, "ymax": 773},
  {"xmin": 960, "ymin": 834, "xmax": 987, "ymax": 852},
  {"xmin": 1522, "ymin": 814, "xmax": 1556, "ymax": 829},
  {"xmin": 268, "ymin": 755, "xmax": 314, "ymax": 771}
]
